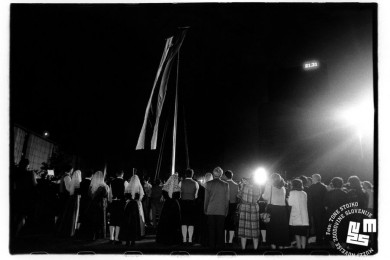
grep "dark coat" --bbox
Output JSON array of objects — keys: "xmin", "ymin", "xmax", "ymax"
[{"xmin": 204, "ymin": 178, "xmax": 230, "ymax": 216}]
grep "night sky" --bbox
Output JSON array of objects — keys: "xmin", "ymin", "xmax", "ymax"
[{"xmin": 11, "ymin": 3, "xmax": 376, "ymax": 181}]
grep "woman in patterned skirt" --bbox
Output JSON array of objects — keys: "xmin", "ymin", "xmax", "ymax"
[{"xmin": 237, "ymin": 175, "xmax": 262, "ymax": 250}]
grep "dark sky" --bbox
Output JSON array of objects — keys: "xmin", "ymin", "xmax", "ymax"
[{"xmin": 11, "ymin": 3, "xmax": 375, "ymax": 181}]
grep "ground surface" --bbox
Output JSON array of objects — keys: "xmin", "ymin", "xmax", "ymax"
[{"xmin": 10, "ymin": 227, "xmax": 336, "ymax": 255}]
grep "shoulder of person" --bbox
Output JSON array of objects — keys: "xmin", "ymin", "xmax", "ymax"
[{"xmin": 231, "ymin": 180, "xmax": 238, "ymax": 186}]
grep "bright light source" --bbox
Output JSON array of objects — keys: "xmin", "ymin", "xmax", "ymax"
[
  {"xmin": 254, "ymin": 168, "xmax": 268, "ymax": 185},
  {"xmin": 340, "ymin": 102, "xmax": 374, "ymax": 138},
  {"xmin": 303, "ymin": 60, "xmax": 319, "ymax": 70},
  {"xmin": 43, "ymin": 131, "xmax": 49, "ymax": 137}
]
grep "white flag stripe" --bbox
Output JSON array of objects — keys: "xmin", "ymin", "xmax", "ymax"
[{"xmin": 135, "ymin": 37, "xmax": 173, "ymax": 150}]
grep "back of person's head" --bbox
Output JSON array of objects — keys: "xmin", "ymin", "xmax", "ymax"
[
  {"xmin": 312, "ymin": 173, "xmax": 321, "ymax": 183},
  {"xmin": 271, "ymin": 173, "xmax": 284, "ymax": 189},
  {"xmin": 291, "ymin": 179, "xmax": 303, "ymax": 191},
  {"xmin": 90, "ymin": 171, "xmax": 106, "ymax": 194},
  {"xmin": 307, "ymin": 177, "xmax": 313, "ymax": 186},
  {"xmin": 348, "ymin": 175, "xmax": 362, "ymax": 190},
  {"xmin": 224, "ymin": 170, "xmax": 233, "ymax": 180},
  {"xmin": 18, "ymin": 158, "xmax": 30, "ymax": 170},
  {"xmin": 299, "ymin": 175, "xmax": 308, "ymax": 186},
  {"xmin": 205, "ymin": 172, "xmax": 214, "ymax": 182},
  {"xmin": 331, "ymin": 177, "xmax": 344, "ymax": 189},
  {"xmin": 185, "ymin": 168, "xmax": 194, "ymax": 178},
  {"xmin": 63, "ymin": 164, "xmax": 73, "ymax": 174},
  {"xmin": 84, "ymin": 169, "xmax": 93, "ymax": 178},
  {"xmin": 362, "ymin": 181, "xmax": 373, "ymax": 191},
  {"xmin": 154, "ymin": 179, "xmax": 161, "ymax": 186},
  {"xmin": 213, "ymin": 167, "xmax": 223, "ymax": 178},
  {"xmin": 116, "ymin": 171, "xmax": 124, "ymax": 178},
  {"xmin": 70, "ymin": 170, "xmax": 82, "ymax": 194}
]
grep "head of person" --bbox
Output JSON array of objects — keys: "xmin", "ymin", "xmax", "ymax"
[
  {"xmin": 348, "ymin": 175, "xmax": 362, "ymax": 190},
  {"xmin": 204, "ymin": 172, "xmax": 213, "ymax": 182},
  {"xmin": 271, "ymin": 173, "xmax": 285, "ymax": 189},
  {"xmin": 331, "ymin": 177, "xmax": 344, "ymax": 189},
  {"xmin": 162, "ymin": 173, "xmax": 180, "ymax": 198},
  {"xmin": 84, "ymin": 169, "xmax": 93, "ymax": 179},
  {"xmin": 116, "ymin": 170, "xmax": 124, "ymax": 178},
  {"xmin": 224, "ymin": 170, "xmax": 233, "ymax": 180},
  {"xmin": 299, "ymin": 175, "xmax": 308, "ymax": 187},
  {"xmin": 291, "ymin": 179, "xmax": 304, "ymax": 191},
  {"xmin": 307, "ymin": 177, "xmax": 313, "ymax": 186},
  {"xmin": 312, "ymin": 174, "xmax": 322, "ymax": 184},
  {"xmin": 18, "ymin": 158, "xmax": 30, "ymax": 170},
  {"xmin": 90, "ymin": 171, "xmax": 106, "ymax": 194},
  {"xmin": 126, "ymin": 174, "xmax": 142, "ymax": 194},
  {"xmin": 154, "ymin": 179, "xmax": 161, "ymax": 186},
  {"xmin": 362, "ymin": 181, "xmax": 373, "ymax": 191},
  {"xmin": 63, "ymin": 164, "xmax": 74, "ymax": 175},
  {"xmin": 213, "ymin": 167, "xmax": 223, "ymax": 179},
  {"xmin": 70, "ymin": 170, "xmax": 82, "ymax": 195},
  {"xmin": 185, "ymin": 168, "xmax": 194, "ymax": 179}
]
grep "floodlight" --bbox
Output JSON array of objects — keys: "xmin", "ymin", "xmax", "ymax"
[
  {"xmin": 340, "ymin": 102, "xmax": 373, "ymax": 138},
  {"xmin": 254, "ymin": 167, "xmax": 268, "ymax": 185}
]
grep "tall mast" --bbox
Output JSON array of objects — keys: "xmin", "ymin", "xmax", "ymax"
[{"xmin": 171, "ymin": 51, "xmax": 180, "ymax": 175}]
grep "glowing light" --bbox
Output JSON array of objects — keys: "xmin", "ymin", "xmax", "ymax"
[
  {"xmin": 303, "ymin": 60, "xmax": 319, "ymax": 70},
  {"xmin": 340, "ymin": 102, "xmax": 374, "ymax": 138},
  {"xmin": 43, "ymin": 131, "xmax": 49, "ymax": 137},
  {"xmin": 254, "ymin": 168, "xmax": 268, "ymax": 185}
]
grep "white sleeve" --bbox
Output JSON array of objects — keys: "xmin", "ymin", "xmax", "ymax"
[
  {"xmin": 262, "ymin": 183, "xmax": 271, "ymax": 202},
  {"xmin": 64, "ymin": 176, "xmax": 72, "ymax": 192},
  {"xmin": 194, "ymin": 181, "xmax": 199, "ymax": 199},
  {"xmin": 288, "ymin": 192, "xmax": 294, "ymax": 206}
]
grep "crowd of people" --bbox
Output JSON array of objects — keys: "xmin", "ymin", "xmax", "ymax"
[{"xmin": 10, "ymin": 158, "xmax": 374, "ymax": 252}]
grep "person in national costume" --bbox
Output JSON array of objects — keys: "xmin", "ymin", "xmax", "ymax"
[
  {"xmin": 108, "ymin": 171, "xmax": 126, "ymax": 244},
  {"xmin": 156, "ymin": 172, "xmax": 182, "ymax": 245},
  {"xmin": 119, "ymin": 174, "xmax": 144, "ymax": 246}
]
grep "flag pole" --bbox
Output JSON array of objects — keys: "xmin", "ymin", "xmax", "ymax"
[
  {"xmin": 171, "ymin": 51, "xmax": 180, "ymax": 175},
  {"xmin": 103, "ymin": 161, "xmax": 107, "ymax": 178}
]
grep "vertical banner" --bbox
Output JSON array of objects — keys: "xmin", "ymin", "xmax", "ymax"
[{"xmin": 135, "ymin": 29, "xmax": 188, "ymax": 150}]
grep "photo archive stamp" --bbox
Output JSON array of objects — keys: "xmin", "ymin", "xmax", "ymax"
[{"xmin": 326, "ymin": 202, "xmax": 377, "ymax": 255}]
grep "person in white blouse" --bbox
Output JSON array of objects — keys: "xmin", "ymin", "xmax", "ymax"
[
  {"xmin": 262, "ymin": 173, "xmax": 290, "ymax": 249},
  {"xmin": 288, "ymin": 179, "xmax": 309, "ymax": 249}
]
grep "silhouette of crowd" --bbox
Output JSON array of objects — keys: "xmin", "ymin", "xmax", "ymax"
[{"xmin": 11, "ymin": 159, "xmax": 374, "ymax": 252}]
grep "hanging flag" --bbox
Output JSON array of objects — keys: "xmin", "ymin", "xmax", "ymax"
[
  {"xmin": 136, "ymin": 29, "xmax": 188, "ymax": 150},
  {"xmin": 103, "ymin": 161, "xmax": 107, "ymax": 177}
]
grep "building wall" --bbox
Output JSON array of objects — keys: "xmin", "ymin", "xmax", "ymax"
[
  {"xmin": 13, "ymin": 125, "xmax": 58, "ymax": 171},
  {"xmin": 13, "ymin": 126, "xmax": 27, "ymax": 165}
]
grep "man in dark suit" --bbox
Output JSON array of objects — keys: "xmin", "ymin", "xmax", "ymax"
[
  {"xmin": 308, "ymin": 173, "xmax": 327, "ymax": 245},
  {"xmin": 204, "ymin": 167, "xmax": 229, "ymax": 249}
]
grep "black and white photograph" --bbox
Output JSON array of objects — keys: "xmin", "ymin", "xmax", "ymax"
[{"xmin": 6, "ymin": 1, "xmax": 382, "ymax": 256}]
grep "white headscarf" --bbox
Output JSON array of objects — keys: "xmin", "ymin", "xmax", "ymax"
[
  {"xmin": 205, "ymin": 172, "xmax": 214, "ymax": 182},
  {"xmin": 125, "ymin": 174, "xmax": 144, "ymax": 201},
  {"xmin": 90, "ymin": 171, "xmax": 108, "ymax": 195},
  {"xmin": 70, "ymin": 170, "xmax": 82, "ymax": 195},
  {"xmin": 163, "ymin": 173, "xmax": 180, "ymax": 198}
]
